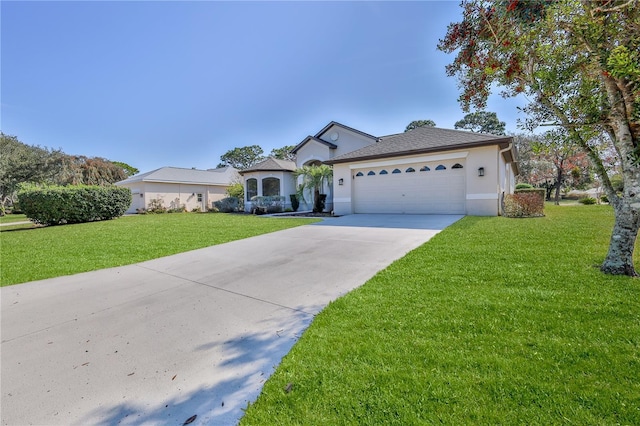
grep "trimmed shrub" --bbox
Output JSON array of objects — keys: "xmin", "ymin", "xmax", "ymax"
[
  {"xmin": 18, "ymin": 185, "xmax": 131, "ymax": 225},
  {"xmin": 290, "ymin": 194, "xmax": 300, "ymax": 212},
  {"xmin": 515, "ymin": 183, "xmax": 534, "ymax": 190},
  {"xmin": 212, "ymin": 197, "xmax": 240, "ymax": 213},
  {"xmin": 579, "ymin": 197, "xmax": 597, "ymax": 205},
  {"xmin": 146, "ymin": 199, "xmax": 167, "ymax": 214},
  {"xmin": 251, "ymin": 196, "xmax": 285, "ymax": 214},
  {"xmin": 504, "ymin": 188, "xmax": 545, "ymax": 218}
]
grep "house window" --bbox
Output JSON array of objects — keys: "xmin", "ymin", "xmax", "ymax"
[
  {"xmin": 379, "ymin": 170, "xmax": 388, "ymax": 175},
  {"xmin": 420, "ymin": 166, "xmax": 430, "ymax": 172},
  {"xmin": 262, "ymin": 177, "xmax": 280, "ymax": 196},
  {"xmin": 367, "ymin": 171, "xmax": 376, "ymax": 176},
  {"xmin": 246, "ymin": 178, "xmax": 257, "ymax": 201},
  {"xmin": 392, "ymin": 169, "xmax": 401, "ymax": 174},
  {"xmin": 356, "ymin": 172, "xmax": 364, "ymax": 177},
  {"xmin": 197, "ymin": 193, "xmax": 203, "ymax": 202},
  {"xmin": 452, "ymin": 163, "xmax": 464, "ymax": 169},
  {"xmin": 436, "ymin": 165, "xmax": 447, "ymax": 170},
  {"xmin": 406, "ymin": 167, "xmax": 416, "ymax": 173}
]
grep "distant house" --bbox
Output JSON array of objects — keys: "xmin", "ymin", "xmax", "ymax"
[
  {"xmin": 240, "ymin": 121, "xmax": 519, "ymax": 216},
  {"xmin": 115, "ymin": 166, "xmax": 238, "ymax": 213}
]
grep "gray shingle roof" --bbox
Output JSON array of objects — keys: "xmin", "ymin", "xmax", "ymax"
[
  {"xmin": 314, "ymin": 121, "xmax": 377, "ymax": 140},
  {"xmin": 239, "ymin": 157, "xmax": 296, "ymax": 174},
  {"xmin": 116, "ymin": 166, "xmax": 235, "ymax": 186},
  {"xmin": 291, "ymin": 136, "xmax": 337, "ymax": 154},
  {"xmin": 325, "ymin": 127, "xmax": 513, "ymax": 164}
]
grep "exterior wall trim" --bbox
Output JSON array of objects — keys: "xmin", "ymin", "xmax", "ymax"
[{"xmin": 347, "ymin": 151, "xmax": 469, "ymax": 170}]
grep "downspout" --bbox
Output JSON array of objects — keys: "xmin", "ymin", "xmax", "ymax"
[{"xmin": 498, "ymin": 143, "xmax": 513, "ymax": 216}]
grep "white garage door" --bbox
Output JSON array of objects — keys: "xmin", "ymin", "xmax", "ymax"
[{"xmin": 353, "ymin": 161, "xmax": 466, "ymax": 214}]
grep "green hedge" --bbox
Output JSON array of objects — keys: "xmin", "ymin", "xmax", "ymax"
[{"xmin": 18, "ymin": 185, "xmax": 131, "ymax": 225}]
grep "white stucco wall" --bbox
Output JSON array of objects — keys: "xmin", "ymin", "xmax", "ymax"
[
  {"xmin": 242, "ymin": 171, "xmax": 296, "ymax": 212},
  {"xmin": 118, "ymin": 182, "xmax": 228, "ymax": 213},
  {"xmin": 332, "ymin": 145, "xmax": 515, "ymax": 216}
]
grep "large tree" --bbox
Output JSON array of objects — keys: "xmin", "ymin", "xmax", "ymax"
[
  {"xmin": 405, "ymin": 119, "xmax": 436, "ymax": 132},
  {"xmin": 454, "ymin": 111, "xmax": 506, "ymax": 134},
  {"xmin": 217, "ymin": 145, "xmax": 265, "ymax": 170},
  {"xmin": 0, "ymin": 133, "xmax": 61, "ymax": 211},
  {"xmin": 270, "ymin": 145, "xmax": 296, "ymax": 162},
  {"xmin": 439, "ymin": 0, "xmax": 639, "ymax": 276}
]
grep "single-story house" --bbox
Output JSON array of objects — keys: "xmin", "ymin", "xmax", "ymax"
[
  {"xmin": 241, "ymin": 121, "xmax": 518, "ymax": 216},
  {"xmin": 116, "ymin": 166, "xmax": 239, "ymax": 214}
]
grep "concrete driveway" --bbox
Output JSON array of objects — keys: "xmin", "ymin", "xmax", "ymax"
[{"xmin": 1, "ymin": 214, "xmax": 462, "ymax": 425}]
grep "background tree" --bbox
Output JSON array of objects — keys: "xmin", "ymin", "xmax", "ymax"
[
  {"xmin": 270, "ymin": 145, "xmax": 296, "ymax": 162},
  {"xmin": 217, "ymin": 145, "xmax": 264, "ymax": 169},
  {"xmin": 454, "ymin": 111, "xmax": 506, "ymax": 134},
  {"xmin": 532, "ymin": 130, "xmax": 591, "ymax": 204},
  {"xmin": 405, "ymin": 119, "xmax": 436, "ymax": 132},
  {"xmin": 112, "ymin": 161, "xmax": 139, "ymax": 177},
  {"xmin": 0, "ymin": 133, "xmax": 61, "ymax": 211},
  {"xmin": 52, "ymin": 155, "xmax": 127, "ymax": 186},
  {"xmin": 438, "ymin": 0, "xmax": 639, "ymax": 276}
]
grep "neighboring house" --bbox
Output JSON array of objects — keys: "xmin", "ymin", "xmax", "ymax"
[
  {"xmin": 115, "ymin": 166, "xmax": 238, "ymax": 214},
  {"xmin": 241, "ymin": 121, "xmax": 518, "ymax": 216}
]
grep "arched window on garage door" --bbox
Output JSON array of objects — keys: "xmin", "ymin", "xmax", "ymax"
[
  {"xmin": 262, "ymin": 177, "xmax": 280, "ymax": 196},
  {"xmin": 452, "ymin": 163, "xmax": 464, "ymax": 169}
]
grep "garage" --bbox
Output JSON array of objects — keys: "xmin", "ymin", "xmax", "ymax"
[{"xmin": 352, "ymin": 160, "xmax": 466, "ymax": 214}]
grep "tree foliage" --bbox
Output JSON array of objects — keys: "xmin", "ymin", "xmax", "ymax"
[
  {"xmin": 294, "ymin": 164, "xmax": 333, "ymax": 212},
  {"xmin": 0, "ymin": 133, "xmax": 61, "ymax": 210},
  {"xmin": 454, "ymin": 111, "xmax": 506, "ymax": 134},
  {"xmin": 218, "ymin": 145, "xmax": 265, "ymax": 170},
  {"xmin": 112, "ymin": 161, "xmax": 139, "ymax": 177},
  {"xmin": 0, "ymin": 133, "xmax": 135, "ymax": 212},
  {"xmin": 405, "ymin": 119, "xmax": 436, "ymax": 132},
  {"xmin": 52, "ymin": 155, "xmax": 128, "ymax": 186},
  {"xmin": 270, "ymin": 145, "xmax": 296, "ymax": 162},
  {"xmin": 439, "ymin": 0, "xmax": 640, "ymax": 276}
]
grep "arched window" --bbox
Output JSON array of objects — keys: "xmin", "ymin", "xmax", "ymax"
[
  {"xmin": 379, "ymin": 170, "xmax": 388, "ymax": 175},
  {"xmin": 420, "ymin": 166, "xmax": 430, "ymax": 172},
  {"xmin": 436, "ymin": 165, "xmax": 447, "ymax": 170},
  {"xmin": 367, "ymin": 171, "xmax": 376, "ymax": 176},
  {"xmin": 392, "ymin": 168, "xmax": 402, "ymax": 174},
  {"xmin": 452, "ymin": 163, "xmax": 464, "ymax": 169},
  {"xmin": 262, "ymin": 177, "xmax": 280, "ymax": 196},
  {"xmin": 246, "ymin": 178, "xmax": 257, "ymax": 201},
  {"xmin": 406, "ymin": 167, "xmax": 416, "ymax": 173},
  {"xmin": 356, "ymin": 172, "xmax": 364, "ymax": 177}
]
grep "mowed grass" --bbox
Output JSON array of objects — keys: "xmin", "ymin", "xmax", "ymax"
[
  {"xmin": 0, "ymin": 213, "xmax": 28, "ymax": 224},
  {"xmin": 0, "ymin": 213, "xmax": 318, "ymax": 286},
  {"xmin": 241, "ymin": 205, "xmax": 640, "ymax": 425}
]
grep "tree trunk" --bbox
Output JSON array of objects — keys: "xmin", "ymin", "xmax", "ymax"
[{"xmin": 601, "ymin": 202, "xmax": 640, "ymax": 276}]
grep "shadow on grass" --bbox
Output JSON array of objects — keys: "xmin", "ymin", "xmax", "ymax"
[{"xmin": 78, "ymin": 306, "xmax": 319, "ymax": 426}]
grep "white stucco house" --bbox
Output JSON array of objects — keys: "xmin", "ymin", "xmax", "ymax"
[
  {"xmin": 116, "ymin": 166, "xmax": 239, "ymax": 214},
  {"xmin": 241, "ymin": 121, "xmax": 518, "ymax": 216}
]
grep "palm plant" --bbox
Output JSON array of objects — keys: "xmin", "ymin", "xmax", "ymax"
[{"xmin": 293, "ymin": 164, "xmax": 333, "ymax": 213}]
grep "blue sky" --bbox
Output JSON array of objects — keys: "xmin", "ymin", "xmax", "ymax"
[{"xmin": 1, "ymin": 1, "xmax": 526, "ymax": 173}]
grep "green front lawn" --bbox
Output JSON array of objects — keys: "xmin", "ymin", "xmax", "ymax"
[
  {"xmin": 0, "ymin": 213, "xmax": 318, "ymax": 286},
  {"xmin": 241, "ymin": 205, "xmax": 640, "ymax": 425},
  {"xmin": 0, "ymin": 213, "xmax": 28, "ymax": 224}
]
